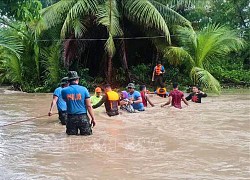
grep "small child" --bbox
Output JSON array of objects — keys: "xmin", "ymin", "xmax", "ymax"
[
  {"xmin": 140, "ymin": 85, "xmax": 155, "ymax": 107},
  {"xmin": 119, "ymin": 91, "xmax": 135, "ymax": 113}
]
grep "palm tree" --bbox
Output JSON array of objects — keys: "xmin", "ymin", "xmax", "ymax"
[
  {"xmin": 41, "ymin": 0, "xmax": 193, "ymax": 82},
  {"xmin": 0, "ymin": 30, "xmax": 23, "ymax": 59},
  {"xmin": 0, "ymin": 30, "xmax": 24, "ymax": 85},
  {"xmin": 164, "ymin": 24, "xmax": 244, "ymax": 93}
]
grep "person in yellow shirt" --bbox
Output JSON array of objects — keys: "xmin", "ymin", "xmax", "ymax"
[{"xmin": 90, "ymin": 87, "xmax": 103, "ymax": 105}]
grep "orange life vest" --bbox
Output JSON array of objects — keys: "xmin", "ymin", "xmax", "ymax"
[
  {"xmin": 155, "ymin": 65, "xmax": 162, "ymax": 75},
  {"xmin": 105, "ymin": 91, "xmax": 119, "ymax": 112},
  {"xmin": 156, "ymin": 87, "xmax": 167, "ymax": 95}
]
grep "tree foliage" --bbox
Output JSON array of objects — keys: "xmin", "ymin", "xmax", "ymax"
[{"xmin": 165, "ymin": 24, "xmax": 245, "ymax": 93}]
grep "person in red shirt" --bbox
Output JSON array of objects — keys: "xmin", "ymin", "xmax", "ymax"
[
  {"xmin": 140, "ymin": 85, "xmax": 154, "ymax": 107},
  {"xmin": 161, "ymin": 83, "xmax": 189, "ymax": 109}
]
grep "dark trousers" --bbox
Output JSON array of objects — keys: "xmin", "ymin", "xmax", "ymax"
[
  {"xmin": 66, "ymin": 114, "xmax": 92, "ymax": 135},
  {"xmin": 107, "ymin": 110, "xmax": 119, "ymax": 117},
  {"xmin": 154, "ymin": 75, "xmax": 164, "ymax": 90},
  {"xmin": 59, "ymin": 111, "xmax": 67, "ymax": 125}
]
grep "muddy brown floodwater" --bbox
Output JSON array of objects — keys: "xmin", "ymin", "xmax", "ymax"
[{"xmin": 0, "ymin": 87, "xmax": 249, "ymax": 179}]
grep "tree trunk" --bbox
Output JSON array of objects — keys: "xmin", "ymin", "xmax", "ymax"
[
  {"xmin": 107, "ymin": 55, "xmax": 112, "ymax": 83},
  {"xmin": 120, "ymin": 39, "xmax": 131, "ymax": 83}
]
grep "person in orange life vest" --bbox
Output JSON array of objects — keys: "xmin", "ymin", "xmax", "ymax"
[
  {"xmin": 152, "ymin": 61, "xmax": 165, "ymax": 90},
  {"xmin": 161, "ymin": 83, "xmax": 189, "ymax": 109},
  {"xmin": 61, "ymin": 71, "xmax": 95, "ymax": 135},
  {"xmin": 140, "ymin": 85, "xmax": 154, "ymax": 107},
  {"xmin": 185, "ymin": 85, "xmax": 207, "ymax": 103},
  {"xmin": 155, "ymin": 85, "xmax": 169, "ymax": 98},
  {"xmin": 92, "ymin": 84, "xmax": 120, "ymax": 117},
  {"xmin": 48, "ymin": 77, "xmax": 69, "ymax": 125}
]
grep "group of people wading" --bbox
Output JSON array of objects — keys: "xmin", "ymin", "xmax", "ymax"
[{"xmin": 48, "ymin": 62, "xmax": 207, "ymax": 136}]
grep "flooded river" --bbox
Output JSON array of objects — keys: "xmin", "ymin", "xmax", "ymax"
[{"xmin": 0, "ymin": 87, "xmax": 249, "ymax": 179}]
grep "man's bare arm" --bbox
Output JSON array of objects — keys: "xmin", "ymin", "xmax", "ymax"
[
  {"xmin": 48, "ymin": 96, "xmax": 58, "ymax": 116},
  {"xmin": 86, "ymin": 98, "xmax": 96, "ymax": 127},
  {"xmin": 146, "ymin": 95, "xmax": 154, "ymax": 107},
  {"xmin": 161, "ymin": 96, "xmax": 172, "ymax": 107},
  {"xmin": 182, "ymin": 97, "xmax": 189, "ymax": 106}
]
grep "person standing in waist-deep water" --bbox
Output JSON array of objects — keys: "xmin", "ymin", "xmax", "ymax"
[
  {"xmin": 48, "ymin": 77, "xmax": 69, "ymax": 125},
  {"xmin": 152, "ymin": 61, "xmax": 165, "ymax": 90},
  {"xmin": 185, "ymin": 85, "xmax": 207, "ymax": 103},
  {"xmin": 155, "ymin": 86, "xmax": 169, "ymax": 98},
  {"xmin": 127, "ymin": 83, "xmax": 145, "ymax": 111},
  {"xmin": 92, "ymin": 84, "xmax": 120, "ymax": 116},
  {"xmin": 61, "ymin": 71, "xmax": 95, "ymax": 135},
  {"xmin": 140, "ymin": 85, "xmax": 154, "ymax": 107},
  {"xmin": 119, "ymin": 90, "xmax": 135, "ymax": 113},
  {"xmin": 161, "ymin": 83, "xmax": 189, "ymax": 109},
  {"xmin": 90, "ymin": 87, "xmax": 103, "ymax": 105}
]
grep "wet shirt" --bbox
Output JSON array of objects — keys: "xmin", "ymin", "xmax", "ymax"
[
  {"xmin": 61, "ymin": 84, "xmax": 90, "ymax": 114},
  {"xmin": 140, "ymin": 92, "xmax": 147, "ymax": 107},
  {"xmin": 169, "ymin": 89, "xmax": 184, "ymax": 109},
  {"xmin": 53, "ymin": 87, "xmax": 67, "ymax": 112},
  {"xmin": 128, "ymin": 91, "xmax": 144, "ymax": 110},
  {"xmin": 185, "ymin": 93, "xmax": 207, "ymax": 103},
  {"xmin": 90, "ymin": 95, "xmax": 102, "ymax": 106}
]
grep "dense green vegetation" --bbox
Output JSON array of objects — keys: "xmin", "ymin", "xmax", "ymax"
[{"xmin": 0, "ymin": 0, "xmax": 249, "ymax": 93}]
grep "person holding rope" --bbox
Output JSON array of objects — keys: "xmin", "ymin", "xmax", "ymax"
[
  {"xmin": 48, "ymin": 77, "xmax": 69, "ymax": 125},
  {"xmin": 127, "ymin": 83, "xmax": 145, "ymax": 111},
  {"xmin": 140, "ymin": 85, "xmax": 154, "ymax": 107},
  {"xmin": 61, "ymin": 71, "xmax": 95, "ymax": 135},
  {"xmin": 92, "ymin": 84, "xmax": 120, "ymax": 116},
  {"xmin": 161, "ymin": 83, "xmax": 189, "ymax": 109},
  {"xmin": 185, "ymin": 85, "xmax": 207, "ymax": 103}
]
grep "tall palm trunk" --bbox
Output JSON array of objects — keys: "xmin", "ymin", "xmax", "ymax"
[
  {"xmin": 107, "ymin": 54, "xmax": 112, "ymax": 83},
  {"xmin": 121, "ymin": 39, "xmax": 131, "ymax": 83}
]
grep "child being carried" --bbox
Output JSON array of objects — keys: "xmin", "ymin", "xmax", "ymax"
[{"xmin": 119, "ymin": 91, "xmax": 135, "ymax": 113}]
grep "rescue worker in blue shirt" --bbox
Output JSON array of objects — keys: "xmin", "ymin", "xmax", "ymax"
[
  {"xmin": 61, "ymin": 71, "xmax": 96, "ymax": 135},
  {"xmin": 127, "ymin": 83, "xmax": 145, "ymax": 111},
  {"xmin": 48, "ymin": 77, "xmax": 69, "ymax": 125}
]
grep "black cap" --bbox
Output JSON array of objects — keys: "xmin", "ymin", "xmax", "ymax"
[
  {"xmin": 60, "ymin": 77, "xmax": 68, "ymax": 85},
  {"xmin": 67, "ymin": 71, "xmax": 80, "ymax": 80}
]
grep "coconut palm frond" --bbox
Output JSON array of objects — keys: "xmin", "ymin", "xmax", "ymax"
[
  {"xmin": 191, "ymin": 67, "xmax": 221, "ymax": 94},
  {"xmin": 97, "ymin": 0, "xmax": 123, "ymax": 57},
  {"xmin": 164, "ymin": 46, "xmax": 194, "ymax": 66},
  {"xmin": 72, "ymin": 18, "xmax": 87, "ymax": 38},
  {"xmin": 196, "ymin": 24, "xmax": 244, "ymax": 67},
  {"xmin": 97, "ymin": 0, "xmax": 123, "ymax": 37},
  {"xmin": 60, "ymin": 0, "xmax": 97, "ymax": 38},
  {"xmin": 176, "ymin": 26, "xmax": 197, "ymax": 51},
  {"xmin": 0, "ymin": 31, "xmax": 23, "ymax": 59},
  {"xmin": 150, "ymin": 0, "xmax": 192, "ymax": 28},
  {"xmin": 0, "ymin": 52, "xmax": 23, "ymax": 84},
  {"xmin": 105, "ymin": 35, "xmax": 116, "ymax": 57},
  {"xmin": 124, "ymin": 0, "xmax": 170, "ymax": 43},
  {"xmin": 156, "ymin": 0, "xmax": 197, "ymax": 7},
  {"xmin": 41, "ymin": 0, "xmax": 78, "ymax": 29},
  {"xmin": 41, "ymin": 43, "xmax": 62, "ymax": 84}
]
